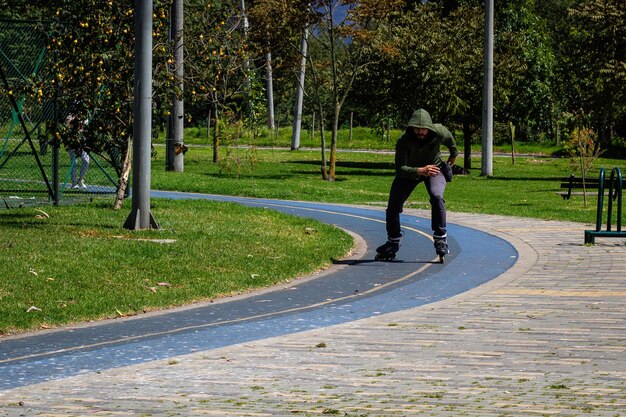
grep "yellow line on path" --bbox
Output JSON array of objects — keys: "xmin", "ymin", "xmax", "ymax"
[{"xmin": 493, "ymin": 289, "xmax": 626, "ymax": 297}]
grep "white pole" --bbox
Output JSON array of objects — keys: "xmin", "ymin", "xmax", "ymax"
[
  {"xmin": 291, "ymin": 27, "xmax": 308, "ymax": 150},
  {"xmin": 481, "ymin": 0, "xmax": 494, "ymax": 176}
]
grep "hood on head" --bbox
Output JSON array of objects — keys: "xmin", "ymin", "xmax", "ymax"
[{"xmin": 407, "ymin": 109, "xmax": 436, "ymax": 133}]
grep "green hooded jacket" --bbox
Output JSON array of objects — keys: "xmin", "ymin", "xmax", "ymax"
[{"xmin": 394, "ymin": 109, "xmax": 458, "ymax": 180}]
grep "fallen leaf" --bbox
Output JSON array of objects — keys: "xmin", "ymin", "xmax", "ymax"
[
  {"xmin": 27, "ymin": 306, "xmax": 42, "ymax": 313},
  {"xmin": 34, "ymin": 209, "xmax": 49, "ymax": 219},
  {"xmin": 156, "ymin": 282, "xmax": 172, "ymax": 287},
  {"xmin": 28, "ymin": 269, "xmax": 38, "ymax": 276}
]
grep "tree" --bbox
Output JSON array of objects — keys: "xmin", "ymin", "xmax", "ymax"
[
  {"xmin": 35, "ymin": 1, "xmax": 175, "ymax": 209},
  {"xmin": 566, "ymin": 0, "xmax": 626, "ymax": 142},
  {"xmin": 438, "ymin": 5, "xmax": 484, "ymax": 171},
  {"xmin": 493, "ymin": 0, "xmax": 556, "ymax": 143},
  {"xmin": 166, "ymin": 0, "xmax": 185, "ymax": 173},
  {"xmin": 348, "ymin": 1, "xmax": 484, "ymax": 171},
  {"xmin": 185, "ymin": 0, "xmax": 261, "ymax": 164},
  {"xmin": 306, "ymin": 0, "xmax": 398, "ymax": 181},
  {"xmin": 0, "ymin": 2, "xmax": 46, "ymax": 20},
  {"xmin": 564, "ymin": 122, "xmax": 604, "ymax": 207}
]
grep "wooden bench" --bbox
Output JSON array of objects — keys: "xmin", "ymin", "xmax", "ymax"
[{"xmin": 559, "ymin": 174, "xmax": 613, "ymax": 200}]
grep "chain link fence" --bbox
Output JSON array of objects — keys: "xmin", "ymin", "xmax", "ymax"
[{"xmin": 0, "ymin": 19, "xmax": 120, "ymax": 208}]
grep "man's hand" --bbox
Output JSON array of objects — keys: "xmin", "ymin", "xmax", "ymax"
[{"xmin": 418, "ymin": 165, "xmax": 440, "ymax": 177}]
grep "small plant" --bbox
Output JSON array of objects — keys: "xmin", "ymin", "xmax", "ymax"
[
  {"xmin": 563, "ymin": 125, "xmax": 604, "ymax": 207},
  {"xmin": 547, "ymin": 383, "xmax": 570, "ymax": 390},
  {"xmin": 218, "ymin": 119, "xmax": 258, "ymax": 177}
]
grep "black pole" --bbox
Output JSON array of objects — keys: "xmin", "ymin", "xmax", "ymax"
[{"xmin": 52, "ymin": 58, "xmax": 59, "ymax": 206}]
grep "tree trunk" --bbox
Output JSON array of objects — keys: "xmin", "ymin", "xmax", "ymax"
[
  {"xmin": 579, "ymin": 136, "xmax": 588, "ymax": 208},
  {"xmin": 319, "ymin": 112, "xmax": 328, "ymax": 180},
  {"xmin": 556, "ymin": 122, "xmax": 560, "ymax": 147},
  {"xmin": 265, "ymin": 51, "xmax": 275, "ymax": 130},
  {"xmin": 349, "ymin": 111, "xmax": 353, "ymax": 142},
  {"xmin": 291, "ymin": 27, "xmax": 308, "ymax": 150},
  {"xmin": 462, "ymin": 120, "xmax": 473, "ymax": 171},
  {"xmin": 509, "ymin": 121, "xmax": 516, "ymax": 165},
  {"xmin": 328, "ymin": 105, "xmax": 340, "ymax": 181},
  {"xmin": 113, "ymin": 138, "xmax": 132, "ymax": 210},
  {"xmin": 166, "ymin": 0, "xmax": 184, "ymax": 173},
  {"xmin": 212, "ymin": 105, "xmax": 219, "ymax": 163},
  {"xmin": 207, "ymin": 108, "xmax": 211, "ymax": 143}
]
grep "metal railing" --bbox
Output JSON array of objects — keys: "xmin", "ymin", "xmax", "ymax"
[{"xmin": 584, "ymin": 167, "xmax": 624, "ymax": 244}]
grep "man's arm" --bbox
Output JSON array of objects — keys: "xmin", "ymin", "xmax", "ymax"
[{"xmin": 439, "ymin": 125, "xmax": 458, "ymax": 165}]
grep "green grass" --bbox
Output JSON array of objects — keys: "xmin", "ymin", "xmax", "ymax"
[
  {"xmin": 0, "ymin": 199, "xmax": 352, "ymax": 334},
  {"xmin": 156, "ymin": 125, "xmax": 569, "ymax": 155},
  {"xmin": 151, "ymin": 145, "xmax": 626, "ymax": 224},
  {"xmin": 155, "ymin": 125, "xmax": 402, "ymax": 150}
]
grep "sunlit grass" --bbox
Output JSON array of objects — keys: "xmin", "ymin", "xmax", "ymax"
[
  {"xmin": 152, "ymin": 145, "xmax": 625, "ymax": 224},
  {"xmin": 0, "ymin": 199, "xmax": 352, "ymax": 334}
]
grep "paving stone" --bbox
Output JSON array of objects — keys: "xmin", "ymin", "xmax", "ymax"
[{"xmin": 0, "ymin": 209, "xmax": 624, "ymax": 416}]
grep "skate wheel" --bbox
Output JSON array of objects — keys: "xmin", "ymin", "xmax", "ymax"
[
  {"xmin": 439, "ymin": 254, "xmax": 445, "ymax": 263},
  {"xmin": 375, "ymin": 254, "xmax": 395, "ymax": 261}
]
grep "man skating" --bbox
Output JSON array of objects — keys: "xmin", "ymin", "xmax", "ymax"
[{"xmin": 376, "ymin": 108, "xmax": 458, "ymax": 262}]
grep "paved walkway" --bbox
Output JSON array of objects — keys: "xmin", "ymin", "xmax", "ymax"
[{"xmin": 1, "ymin": 207, "xmax": 625, "ymax": 416}]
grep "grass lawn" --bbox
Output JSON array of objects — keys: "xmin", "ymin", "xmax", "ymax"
[
  {"xmin": 151, "ymin": 145, "xmax": 626, "ymax": 224},
  {"xmin": 0, "ymin": 199, "xmax": 352, "ymax": 335}
]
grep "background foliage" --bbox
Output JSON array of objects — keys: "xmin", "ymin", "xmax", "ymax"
[{"xmin": 1, "ymin": 0, "xmax": 624, "ymax": 166}]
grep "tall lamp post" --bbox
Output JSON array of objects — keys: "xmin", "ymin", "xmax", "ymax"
[
  {"xmin": 481, "ymin": 0, "xmax": 494, "ymax": 177},
  {"xmin": 124, "ymin": 0, "xmax": 158, "ymax": 230}
]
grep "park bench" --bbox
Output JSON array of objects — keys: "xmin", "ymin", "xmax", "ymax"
[{"xmin": 559, "ymin": 174, "xmax": 613, "ymax": 200}]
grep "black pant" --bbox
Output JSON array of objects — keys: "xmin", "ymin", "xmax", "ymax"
[{"xmin": 385, "ymin": 174, "xmax": 447, "ymax": 240}]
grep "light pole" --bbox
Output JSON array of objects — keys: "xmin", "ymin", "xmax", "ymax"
[
  {"xmin": 124, "ymin": 0, "xmax": 158, "ymax": 230},
  {"xmin": 481, "ymin": 0, "xmax": 494, "ymax": 177}
]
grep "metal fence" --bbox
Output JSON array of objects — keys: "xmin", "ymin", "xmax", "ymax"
[{"xmin": 0, "ymin": 19, "xmax": 119, "ymax": 208}]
